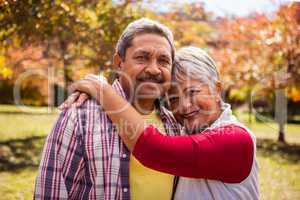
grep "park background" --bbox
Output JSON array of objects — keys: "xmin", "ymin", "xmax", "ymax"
[{"xmin": 0, "ymin": 0, "xmax": 300, "ymax": 199}]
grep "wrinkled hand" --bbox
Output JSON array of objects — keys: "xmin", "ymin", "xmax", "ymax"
[{"xmin": 58, "ymin": 74, "xmax": 108, "ymax": 110}]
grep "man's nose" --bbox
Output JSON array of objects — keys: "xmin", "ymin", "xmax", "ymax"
[{"xmin": 144, "ymin": 60, "xmax": 161, "ymax": 75}]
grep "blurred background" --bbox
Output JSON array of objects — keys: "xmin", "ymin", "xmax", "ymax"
[{"xmin": 0, "ymin": 0, "xmax": 299, "ymax": 199}]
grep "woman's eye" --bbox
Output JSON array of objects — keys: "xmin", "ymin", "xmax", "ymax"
[
  {"xmin": 169, "ymin": 97, "xmax": 179, "ymax": 104},
  {"xmin": 189, "ymin": 90, "xmax": 200, "ymax": 96}
]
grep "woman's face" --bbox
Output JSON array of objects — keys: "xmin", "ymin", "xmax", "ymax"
[{"xmin": 168, "ymin": 75, "xmax": 222, "ymax": 133}]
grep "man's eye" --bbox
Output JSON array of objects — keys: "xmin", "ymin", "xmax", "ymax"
[
  {"xmin": 135, "ymin": 56, "xmax": 146, "ymax": 61},
  {"xmin": 159, "ymin": 59, "xmax": 170, "ymax": 66}
]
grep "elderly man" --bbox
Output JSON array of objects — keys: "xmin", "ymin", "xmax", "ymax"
[{"xmin": 34, "ymin": 18, "xmax": 179, "ymax": 200}]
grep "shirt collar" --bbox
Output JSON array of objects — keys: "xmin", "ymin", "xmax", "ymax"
[
  {"xmin": 111, "ymin": 79, "xmax": 178, "ymax": 130},
  {"xmin": 208, "ymin": 102, "xmax": 238, "ymax": 129}
]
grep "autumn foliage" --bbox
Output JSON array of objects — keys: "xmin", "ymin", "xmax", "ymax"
[{"xmin": 0, "ymin": 1, "xmax": 299, "ymax": 105}]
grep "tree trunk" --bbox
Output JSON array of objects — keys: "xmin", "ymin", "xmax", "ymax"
[
  {"xmin": 248, "ymin": 89, "xmax": 252, "ymax": 124},
  {"xmin": 278, "ymin": 127, "xmax": 285, "ymax": 142},
  {"xmin": 42, "ymin": 44, "xmax": 55, "ymax": 111},
  {"xmin": 275, "ymin": 88, "xmax": 287, "ymax": 143},
  {"xmin": 60, "ymin": 41, "xmax": 71, "ymax": 98},
  {"xmin": 48, "ymin": 64, "xmax": 55, "ymax": 111},
  {"xmin": 63, "ymin": 60, "xmax": 70, "ymax": 98}
]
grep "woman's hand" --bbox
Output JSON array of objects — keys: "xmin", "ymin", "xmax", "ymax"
[{"xmin": 59, "ymin": 74, "xmax": 108, "ymax": 110}]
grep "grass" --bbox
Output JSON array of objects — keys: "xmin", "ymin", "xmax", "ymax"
[
  {"xmin": 0, "ymin": 104, "xmax": 57, "ymax": 141},
  {"xmin": 0, "ymin": 105, "xmax": 299, "ymax": 200},
  {"xmin": 235, "ymin": 109, "xmax": 300, "ymax": 144},
  {"xmin": 0, "ymin": 168, "xmax": 37, "ymax": 200},
  {"xmin": 0, "ymin": 105, "xmax": 57, "ymax": 199},
  {"xmin": 257, "ymin": 150, "xmax": 300, "ymax": 199}
]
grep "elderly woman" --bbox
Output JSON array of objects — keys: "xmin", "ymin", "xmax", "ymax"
[{"xmin": 61, "ymin": 46, "xmax": 259, "ymax": 199}]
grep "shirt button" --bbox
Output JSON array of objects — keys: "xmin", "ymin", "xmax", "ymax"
[
  {"xmin": 123, "ymin": 187, "xmax": 128, "ymax": 193},
  {"xmin": 122, "ymin": 153, "xmax": 127, "ymax": 158}
]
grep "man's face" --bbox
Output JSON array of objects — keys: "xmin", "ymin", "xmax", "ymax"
[{"xmin": 118, "ymin": 33, "xmax": 172, "ymax": 101}]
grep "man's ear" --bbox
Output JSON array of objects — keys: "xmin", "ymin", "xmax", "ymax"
[{"xmin": 113, "ymin": 53, "xmax": 123, "ymax": 70}]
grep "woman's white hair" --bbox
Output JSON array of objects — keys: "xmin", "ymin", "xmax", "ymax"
[{"xmin": 172, "ymin": 46, "xmax": 220, "ymax": 92}]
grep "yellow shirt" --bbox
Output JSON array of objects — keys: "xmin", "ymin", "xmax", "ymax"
[{"xmin": 130, "ymin": 110, "xmax": 174, "ymax": 200}]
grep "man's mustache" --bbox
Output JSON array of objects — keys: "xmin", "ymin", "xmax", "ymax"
[{"xmin": 137, "ymin": 75, "xmax": 164, "ymax": 83}]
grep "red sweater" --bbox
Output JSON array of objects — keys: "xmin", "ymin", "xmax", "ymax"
[{"xmin": 132, "ymin": 124, "xmax": 254, "ymax": 183}]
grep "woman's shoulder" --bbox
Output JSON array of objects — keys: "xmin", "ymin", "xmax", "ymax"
[{"xmin": 201, "ymin": 124, "xmax": 256, "ymax": 145}]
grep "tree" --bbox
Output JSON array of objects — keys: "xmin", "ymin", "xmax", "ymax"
[
  {"xmin": 211, "ymin": 2, "xmax": 300, "ymax": 142},
  {"xmin": 0, "ymin": 0, "xmax": 141, "ymax": 104},
  {"xmin": 150, "ymin": 2, "xmax": 214, "ymax": 48}
]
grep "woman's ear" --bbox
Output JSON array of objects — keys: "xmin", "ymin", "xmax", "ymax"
[
  {"xmin": 215, "ymin": 81, "xmax": 222, "ymax": 101},
  {"xmin": 113, "ymin": 54, "xmax": 122, "ymax": 70}
]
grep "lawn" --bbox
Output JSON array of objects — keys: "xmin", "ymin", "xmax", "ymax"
[
  {"xmin": 0, "ymin": 104, "xmax": 58, "ymax": 141},
  {"xmin": 0, "ymin": 105, "xmax": 299, "ymax": 200}
]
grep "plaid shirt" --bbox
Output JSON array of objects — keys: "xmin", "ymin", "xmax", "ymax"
[{"xmin": 34, "ymin": 80, "xmax": 180, "ymax": 200}]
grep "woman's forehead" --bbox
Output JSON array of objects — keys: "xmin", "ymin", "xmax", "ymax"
[{"xmin": 169, "ymin": 78, "xmax": 207, "ymax": 93}]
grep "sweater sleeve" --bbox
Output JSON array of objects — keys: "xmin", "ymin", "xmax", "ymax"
[{"xmin": 132, "ymin": 124, "xmax": 254, "ymax": 183}]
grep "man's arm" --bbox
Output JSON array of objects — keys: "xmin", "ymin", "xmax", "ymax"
[{"xmin": 34, "ymin": 108, "xmax": 85, "ymax": 199}]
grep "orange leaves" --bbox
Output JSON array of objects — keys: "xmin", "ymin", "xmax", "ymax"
[
  {"xmin": 155, "ymin": 2, "xmax": 212, "ymax": 47},
  {"xmin": 288, "ymin": 86, "xmax": 300, "ymax": 102},
  {"xmin": 210, "ymin": 2, "xmax": 300, "ymax": 102}
]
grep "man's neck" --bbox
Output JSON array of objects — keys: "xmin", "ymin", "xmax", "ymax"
[
  {"xmin": 133, "ymin": 98, "xmax": 156, "ymax": 115},
  {"xmin": 119, "ymin": 80, "xmax": 157, "ymax": 114}
]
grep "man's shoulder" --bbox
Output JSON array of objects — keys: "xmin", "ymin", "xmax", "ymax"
[
  {"xmin": 57, "ymin": 99, "xmax": 113, "ymax": 135},
  {"xmin": 77, "ymin": 98, "xmax": 100, "ymax": 110},
  {"xmin": 160, "ymin": 106, "xmax": 173, "ymax": 116},
  {"xmin": 159, "ymin": 106, "xmax": 177, "ymax": 123},
  {"xmin": 58, "ymin": 99, "xmax": 105, "ymax": 123},
  {"xmin": 76, "ymin": 98, "xmax": 109, "ymax": 119}
]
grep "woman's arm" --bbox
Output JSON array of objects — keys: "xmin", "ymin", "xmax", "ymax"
[
  {"xmin": 96, "ymin": 83, "xmax": 146, "ymax": 150},
  {"xmin": 67, "ymin": 75, "xmax": 147, "ymax": 151},
  {"xmin": 133, "ymin": 124, "xmax": 254, "ymax": 183}
]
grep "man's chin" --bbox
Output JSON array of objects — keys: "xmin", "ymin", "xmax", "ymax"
[
  {"xmin": 136, "ymin": 90, "xmax": 162, "ymax": 99},
  {"xmin": 135, "ymin": 83, "xmax": 163, "ymax": 98}
]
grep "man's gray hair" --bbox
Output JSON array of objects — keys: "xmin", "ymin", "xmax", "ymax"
[
  {"xmin": 172, "ymin": 46, "xmax": 220, "ymax": 91},
  {"xmin": 116, "ymin": 18, "xmax": 175, "ymax": 61}
]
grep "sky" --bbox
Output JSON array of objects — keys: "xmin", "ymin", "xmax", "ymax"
[{"xmin": 144, "ymin": 0, "xmax": 293, "ymax": 17}]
